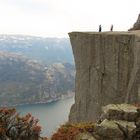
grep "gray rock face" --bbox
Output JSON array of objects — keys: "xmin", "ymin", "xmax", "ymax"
[
  {"xmin": 69, "ymin": 31, "xmax": 140, "ymax": 123},
  {"xmin": 101, "ymin": 104, "xmax": 139, "ymax": 121},
  {"xmin": 75, "ymin": 133, "xmax": 97, "ymax": 140},
  {"xmin": 95, "ymin": 119, "xmax": 135, "ymax": 140},
  {"xmin": 94, "ymin": 104, "xmax": 140, "ymax": 140},
  {"xmin": 129, "ymin": 14, "xmax": 140, "ymax": 30},
  {"xmin": 73, "ymin": 104, "xmax": 140, "ymax": 140}
]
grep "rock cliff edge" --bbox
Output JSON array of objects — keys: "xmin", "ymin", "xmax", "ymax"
[{"xmin": 69, "ymin": 31, "xmax": 140, "ymax": 122}]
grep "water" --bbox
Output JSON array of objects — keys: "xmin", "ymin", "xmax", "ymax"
[{"xmin": 16, "ymin": 97, "xmax": 74, "ymax": 137}]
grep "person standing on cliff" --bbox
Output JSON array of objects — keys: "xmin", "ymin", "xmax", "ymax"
[
  {"xmin": 99, "ymin": 25, "xmax": 102, "ymax": 32},
  {"xmin": 110, "ymin": 24, "xmax": 113, "ymax": 31}
]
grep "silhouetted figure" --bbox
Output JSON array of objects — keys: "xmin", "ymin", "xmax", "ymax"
[
  {"xmin": 99, "ymin": 25, "xmax": 102, "ymax": 32},
  {"xmin": 110, "ymin": 24, "xmax": 113, "ymax": 31}
]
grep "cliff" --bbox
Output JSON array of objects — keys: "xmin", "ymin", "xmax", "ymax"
[{"xmin": 69, "ymin": 31, "xmax": 140, "ymax": 122}]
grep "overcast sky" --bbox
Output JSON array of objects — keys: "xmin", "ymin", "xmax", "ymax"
[{"xmin": 0, "ymin": 0, "xmax": 140, "ymax": 37}]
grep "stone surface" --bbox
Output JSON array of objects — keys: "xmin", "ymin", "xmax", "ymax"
[
  {"xmin": 95, "ymin": 119, "xmax": 136, "ymax": 139},
  {"xmin": 101, "ymin": 104, "xmax": 139, "ymax": 121},
  {"xmin": 129, "ymin": 14, "xmax": 140, "ymax": 30},
  {"xmin": 75, "ymin": 133, "xmax": 97, "ymax": 140},
  {"xmin": 72, "ymin": 103, "xmax": 140, "ymax": 140},
  {"xmin": 69, "ymin": 31, "xmax": 140, "ymax": 123}
]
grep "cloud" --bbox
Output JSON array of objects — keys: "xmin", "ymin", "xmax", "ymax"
[
  {"xmin": 1, "ymin": 0, "xmax": 49, "ymax": 14},
  {"xmin": 0, "ymin": 0, "xmax": 139, "ymax": 37}
]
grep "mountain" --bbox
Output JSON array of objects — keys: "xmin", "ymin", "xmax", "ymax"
[
  {"xmin": 129, "ymin": 14, "xmax": 140, "ymax": 30},
  {"xmin": 0, "ymin": 52, "xmax": 75, "ymax": 107},
  {"xmin": 0, "ymin": 35, "xmax": 74, "ymax": 65}
]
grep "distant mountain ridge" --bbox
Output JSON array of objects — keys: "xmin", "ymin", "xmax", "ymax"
[
  {"xmin": 0, "ymin": 51, "xmax": 75, "ymax": 107},
  {"xmin": 0, "ymin": 34, "xmax": 74, "ymax": 65}
]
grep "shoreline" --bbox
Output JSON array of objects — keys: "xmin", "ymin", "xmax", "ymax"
[{"xmin": 0, "ymin": 94, "xmax": 74, "ymax": 108}]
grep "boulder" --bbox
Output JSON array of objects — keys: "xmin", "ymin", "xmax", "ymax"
[
  {"xmin": 75, "ymin": 133, "xmax": 97, "ymax": 140},
  {"xmin": 95, "ymin": 119, "xmax": 136, "ymax": 140},
  {"xmin": 101, "ymin": 104, "xmax": 139, "ymax": 121},
  {"xmin": 73, "ymin": 104, "xmax": 140, "ymax": 140}
]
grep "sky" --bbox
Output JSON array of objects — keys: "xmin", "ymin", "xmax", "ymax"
[{"xmin": 0, "ymin": 0, "xmax": 140, "ymax": 37}]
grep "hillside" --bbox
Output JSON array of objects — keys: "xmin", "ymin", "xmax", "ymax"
[
  {"xmin": 0, "ymin": 35, "xmax": 74, "ymax": 65},
  {"xmin": 0, "ymin": 52, "xmax": 75, "ymax": 107}
]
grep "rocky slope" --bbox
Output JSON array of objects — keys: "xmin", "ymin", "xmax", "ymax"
[
  {"xmin": 0, "ymin": 52, "xmax": 75, "ymax": 107},
  {"xmin": 129, "ymin": 14, "xmax": 140, "ymax": 30},
  {"xmin": 51, "ymin": 103, "xmax": 140, "ymax": 140},
  {"xmin": 69, "ymin": 31, "xmax": 140, "ymax": 123},
  {"xmin": 75, "ymin": 104, "xmax": 140, "ymax": 140}
]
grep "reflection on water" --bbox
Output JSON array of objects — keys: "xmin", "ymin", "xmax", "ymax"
[{"xmin": 16, "ymin": 97, "xmax": 74, "ymax": 137}]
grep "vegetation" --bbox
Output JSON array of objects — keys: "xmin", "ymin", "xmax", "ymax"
[
  {"xmin": 0, "ymin": 107, "xmax": 95, "ymax": 140},
  {"xmin": 0, "ymin": 108, "xmax": 48, "ymax": 140},
  {"xmin": 0, "ymin": 52, "xmax": 75, "ymax": 107},
  {"xmin": 51, "ymin": 122, "xmax": 95, "ymax": 140}
]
